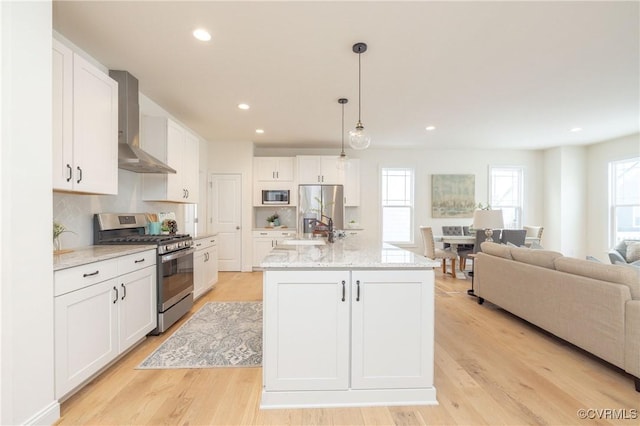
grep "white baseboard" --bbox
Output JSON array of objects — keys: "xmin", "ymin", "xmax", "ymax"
[{"xmin": 23, "ymin": 401, "xmax": 60, "ymax": 426}]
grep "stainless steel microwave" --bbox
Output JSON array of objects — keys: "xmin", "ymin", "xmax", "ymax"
[{"xmin": 262, "ymin": 189, "xmax": 290, "ymax": 205}]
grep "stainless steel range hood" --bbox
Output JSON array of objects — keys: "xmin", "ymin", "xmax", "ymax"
[{"xmin": 109, "ymin": 70, "xmax": 176, "ymax": 174}]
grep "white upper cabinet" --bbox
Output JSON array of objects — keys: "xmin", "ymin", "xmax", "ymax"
[
  {"xmin": 255, "ymin": 157, "xmax": 294, "ymax": 182},
  {"xmin": 141, "ymin": 116, "xmax": 199, "ymax": 203},
  {"xmin": 297, "ymin": 155, "xmax": 342, "ymax": 185},
  {"xmin": 52, "ymin": 39, "xmax": 118, "ymax": 194}
]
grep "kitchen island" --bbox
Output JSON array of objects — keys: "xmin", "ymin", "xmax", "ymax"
[{"xmin": 260, "ymin": 237, "xmax": 439, "ymax": 408}]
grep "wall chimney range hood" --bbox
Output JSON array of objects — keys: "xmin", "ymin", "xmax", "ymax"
[{"xmin": 109, "ymin": 70, "xmax": 176, "ymax": 174}]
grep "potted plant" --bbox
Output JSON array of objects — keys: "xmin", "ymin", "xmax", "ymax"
[{"xmin": 266, "ymin": 212, "xmax": 280, "ymax": 227}]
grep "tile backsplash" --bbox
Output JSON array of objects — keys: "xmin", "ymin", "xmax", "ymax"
[{"xmin": 53, "ymin": 169, "xmax": 188, "ymax": 248}]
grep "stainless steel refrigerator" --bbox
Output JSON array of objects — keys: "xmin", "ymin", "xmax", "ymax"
[{"xmin": 298, "ymin": 184, "xmax": 344, "ymax": 234}]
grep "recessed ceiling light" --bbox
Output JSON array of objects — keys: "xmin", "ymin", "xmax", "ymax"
[
  {"xmin": 570, "ymin": 127, "xmax": 583, "ymax": 132},
  {"xmin": 192, "ymin": 28, "xmax": 211, "ymax": 42},
  {"xmin": 237, "ymin": 103, "xmax": 250, "ymax": 110},
  {"xmin": 425, "ymin": 126, "xmax": 436, "ymax": 131},
  {"xmin": 255, "ymin": 129, "xmax": 265, "ymax": 134}
]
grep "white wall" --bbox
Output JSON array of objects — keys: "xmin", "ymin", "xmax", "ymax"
[
  {"xmin": 207, "ymin": 141, "xmax": 254, "ymax": 271},
  {"xmin": 587, "ymin": 133, "xmax": 640, "ymax": 260},
  {"xmin": 1, "ymin": 2, "xmax": 59, "ymax": 424}
]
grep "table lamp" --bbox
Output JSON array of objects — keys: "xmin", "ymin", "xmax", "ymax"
[{"xmin": 472, "ymin": 209, "xmax": 504, "ymax": 242}]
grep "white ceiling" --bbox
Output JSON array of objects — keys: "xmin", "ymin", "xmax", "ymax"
[{"xmin": 53, "ymin": 1, "xmax": 639, "ymax": 151}]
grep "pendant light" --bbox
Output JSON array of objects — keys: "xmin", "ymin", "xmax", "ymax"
[
  {"xmin": 349, "ymin": 42, "xmax": 371, "ymax": 150},
  {"xmin": 337, "ymin": 98, "xmax": 349, "ymax": 171}
]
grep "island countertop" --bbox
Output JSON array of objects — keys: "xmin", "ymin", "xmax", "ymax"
[{"xmin": 260, "ymin": 236, "xmax": 440, "ymax": 270}]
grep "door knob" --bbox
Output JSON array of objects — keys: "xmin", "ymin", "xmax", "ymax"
[{"xmin": 236, "ymin": 226, "xmax": 241, "ymax": 230}]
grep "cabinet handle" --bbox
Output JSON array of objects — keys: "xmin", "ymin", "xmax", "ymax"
[
  {"xmin": 186, "ymin": 189, "xmax": 189, "ymax": 198},
  {"xmin": 113, "ymin": 286, "xmax": 118, "ymax": 304},
  {"xmin": 134, "ymin": 258, "xmax": 145, "ymax": 263},
  {"xmin": 260, "ymin": 232, "xmax": 267, "ymax": 235},
  {"xmin": 66, "ymin": 164, "xmax": 72, "ymax": 182},
  {"xmin": 121, "ymin": 283, "xmax": 126, "ymax": 300},
  {"xmin": 276, "ymin": 171, "xmax": 279, "ymax": 179},
  {"xmin": 83, "ymin": 270, "xmax": 99, "ymax": 278},
  {"xmin": 356, "ymin": 280, "xmax": 360, "ymax": 302},
  {"xmin": 196, "ymin": 243, "xmax": 202, "ymax": 247},
  {"xmin": 321, "ymin": 175, "xmax": 324, "ymax": 183},
  {"xmin": 341, "ymin": 280, "xmax": 346, "ymax": 302},
  {"xmin": 204, "ymin": 252, "xmax": 209, "ymax": 261},
  {"xmin": 272, "ymin": 171, "xmax": 275, "ymax": 179},
  {"xmin": 76, "ymin": 166, "xmax": 83, "ymax": 184}
]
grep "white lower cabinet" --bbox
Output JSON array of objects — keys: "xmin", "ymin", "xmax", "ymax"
[
  {"xmin": 262, "ymin": 269, "xmax": 435, "ymax": 407},
  {"xmin": 252, "ymin": 230, "xmax": 295, "ymax": 267},
  {"xmin": 194, "ymin": 236, "xmax": 219, "ymax": 299},
  {"xmin": 54, "ymin": 249, "xmax": 156, "ymax": 399}
]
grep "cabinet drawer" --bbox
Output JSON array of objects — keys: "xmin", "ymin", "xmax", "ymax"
[
  {"xmin": 194, "ymin": 237, "xmax": 217, "ymax": 251},
  {"xmin": 54, "ymin": 259, "xmax": 118, "ymax": 297},
  {"xmin": 117, "ymin": 249, "xmax": 157, "ymax": 275}
]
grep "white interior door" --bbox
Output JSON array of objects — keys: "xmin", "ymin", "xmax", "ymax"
[{"xmin": 210, "ymin": 174, "xmax": 242, "ymax": 271}]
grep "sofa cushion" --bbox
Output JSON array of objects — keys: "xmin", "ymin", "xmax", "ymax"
[
  {"xmin": 509, "ymin": 246, "xmax": 563, "ymax": 269},
  {"xmin": 556, "ymin": 257, "xmax": 640, "ymax": 300},
  {"xmin": 626, "ymin": 241, "xmax": 640, "ymax": 263},
  {"xmin": 480, "ymin": 241, "xmax": 513, "ymax": 259}
]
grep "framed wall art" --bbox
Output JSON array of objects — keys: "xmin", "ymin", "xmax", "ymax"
[{"xmin": 431, "ymin": 174, "xmax": 475, "ymax": 218}]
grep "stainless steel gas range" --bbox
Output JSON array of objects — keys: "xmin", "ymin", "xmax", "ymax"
[{"xmin": 94, "ymin": 213, "xmax": 194, "ymax": 334}]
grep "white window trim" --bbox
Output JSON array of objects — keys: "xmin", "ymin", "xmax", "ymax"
[
  {"xmin": 609, "ymin": 157, "xmax": 640, "ymax": 246},
  {"xmin": 380, "ymin": 167, "xmax": 415, "ymax": 246},
  {"xmin": 488, "ymin": 165, "xmax": 524, "ymax": 229}
]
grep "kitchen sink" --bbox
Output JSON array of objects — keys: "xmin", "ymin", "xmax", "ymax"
[{"xmin": 280, "ymin": 239, "xmax": 326, "ymax": 246}]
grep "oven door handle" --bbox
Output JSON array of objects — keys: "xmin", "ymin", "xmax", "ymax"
[{"xmin": 160, "ymin": 247, "xmax": 196, "ymax": 263}]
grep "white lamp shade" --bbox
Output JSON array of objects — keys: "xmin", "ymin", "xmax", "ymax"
[{"xmin": 472, "ymin": 209, "xmax": 504, "ymax": 230}]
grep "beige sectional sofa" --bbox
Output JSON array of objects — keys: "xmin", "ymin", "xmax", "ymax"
[{"xmin": 474, "ymin": 242, "xmax": 640, "ymax": 392}]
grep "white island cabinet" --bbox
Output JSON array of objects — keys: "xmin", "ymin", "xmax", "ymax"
[{"xmin": 261, "ymin": 238, "xmax": 438, "ymax": 408}]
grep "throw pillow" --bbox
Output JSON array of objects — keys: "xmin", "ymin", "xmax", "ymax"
[
  {"xmin": 586, "ymin": 255, "xmax": 601, "ymax": 262},
  {"xmin": 626, "ymin": 242, "xmax": 640, "ymax": 263},
  {"xmin": 529, "ymin": 241, "xmax": 544, "ymax": 250}
]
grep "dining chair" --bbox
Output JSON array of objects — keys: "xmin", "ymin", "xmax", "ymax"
[
  {"xmin": 441, "ymin": 226, "xmax": 462, "ymax": 249},
  {"xmin": 420, "ymin": 226, "xmax": 457, "ymax": 277},
  {"xmin": 501, "ymin": 229, "xmax": 527, "ymax": 247},
  {"xmin": 523, "ymin": 225, "xmax": 544, "ymax": 246}
]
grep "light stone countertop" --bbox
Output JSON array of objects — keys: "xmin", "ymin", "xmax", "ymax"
[
  {"xmin": 260, "ymin": 236, "xmax": 440, "ymax": 270},
  {"xmin": 192, "ymin": 232, "xmax": 219, "ymax": 240},
  {"xmin": 53, "ymin": 245, "xmax": 155, "ymax": 271}
]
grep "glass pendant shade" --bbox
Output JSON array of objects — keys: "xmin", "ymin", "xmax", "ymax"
[{"xmin": 349, "ymin": 122, "xmax": 371, "ymax": 150}]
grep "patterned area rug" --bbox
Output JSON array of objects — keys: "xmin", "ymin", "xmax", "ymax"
[{"xmin": 138, "ymin": 301, "xmax": 262, "ymax": 369}]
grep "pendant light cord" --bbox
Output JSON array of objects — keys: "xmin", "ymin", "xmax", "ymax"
[
  {"xmin": 341, "ymin": 102, "xmax": 345, "ymax": 154},
  {"xmin": 357, "ymin": 52, "xmax": 362, "ymax": 123}
]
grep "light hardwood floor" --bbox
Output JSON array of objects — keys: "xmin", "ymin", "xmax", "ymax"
[{"xmin": 56, "ymin": 271, "xmax": 639, "ymax": 425}]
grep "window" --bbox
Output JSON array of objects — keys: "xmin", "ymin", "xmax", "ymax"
[
  {"xmin": 489, "ymin": 166, "xmax": 523, "ymax": 229},
  {"xmin": 610, "ymin": 158, "xmax": 640, "ymax": 243},
  {"xmin": 381, "ymin": 168, "xmax": 414, "ymax": 244}
]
